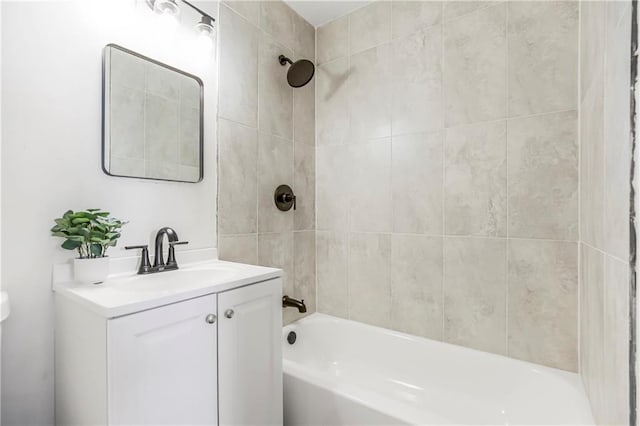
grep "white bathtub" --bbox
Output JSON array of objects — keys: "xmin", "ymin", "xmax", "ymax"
[{"xmin": 283, "ymin": 313, "xmax": 594, "ymax": 425}]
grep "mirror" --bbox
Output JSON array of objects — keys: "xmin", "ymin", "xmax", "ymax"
[{"xmin": 102, "ymin": 44, "xmax": 203, "ymax": 183}]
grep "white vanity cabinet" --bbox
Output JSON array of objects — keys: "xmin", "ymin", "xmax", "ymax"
[
  {"xmin": 108, "ymin": 294, "xmax": 218, "ymax": 426},
  {"xmin": 54, "ymin": 264, "xmax": 282, "ymax": 426},
  {"xmin": 218, "ymin": 279, "xmax": 283, "ymax": 425}
]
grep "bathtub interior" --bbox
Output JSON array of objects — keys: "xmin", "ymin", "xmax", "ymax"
[{"xmin": 283, "ymin": 314, "xmax": 594, "ymax": 425}]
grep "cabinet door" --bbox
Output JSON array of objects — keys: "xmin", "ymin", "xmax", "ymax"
[
  {"xmin": 108, "ymin": 294, "xmax": 218, "ymax": 426},
  {"xmin": 218, "ymin": 279, "xmax": 283, "ymax": 426}
]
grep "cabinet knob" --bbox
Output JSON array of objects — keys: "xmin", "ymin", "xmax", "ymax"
[
  {"xmin": 205, "ymin": 314, "xmax": 217, "ymax": 324},
  {"xmin": 224, "ymin": 309, "xmax": 235, "ymax": 319}
]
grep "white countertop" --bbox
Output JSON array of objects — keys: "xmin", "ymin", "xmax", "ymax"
[{"xmin": 53, "ymin": 259, "xmax": 281, "ymax": 318}]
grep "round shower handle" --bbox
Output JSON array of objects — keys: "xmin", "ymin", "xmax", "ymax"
[{"xmin": 274, "ymin": 185, "xmax": 296, "ymax": 211}]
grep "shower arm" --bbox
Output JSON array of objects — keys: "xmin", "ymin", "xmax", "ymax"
[{"xmin": 279, "ymin": 55, "xmax": 294, "ymax": 66}]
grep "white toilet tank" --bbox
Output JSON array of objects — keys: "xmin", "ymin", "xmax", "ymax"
[{"xmin": 0, "ymin": 291, "xmax": 9, "ymax": 425}]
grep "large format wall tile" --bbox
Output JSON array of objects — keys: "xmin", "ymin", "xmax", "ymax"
[
  {"xmin": 579, "ymin": 3, "xmax": 632, "ymax": 421},
  {"xmin": 218, "ymin": 119, "xmax": 257, "ymax": 235},
  {"xmin": 507, "ymin": 1, "xmax": 578, "ymax": 117},
  {"xmin": 219, "ymin": 5, "xmax": 259, "ymax": 127},
  {"xmin": 223, "ymin": 1, "xmax": 260, "ymax": 27},
  {"xmin": 445, "ymin": 121, "xmax": 506, "ymax": 237},
  {"xmin": 218, "ymin": 0, "xmax": 316, "ymax": 330},
  {"xmin": 317, "ymin": 231, "xmax": 349, "ymax": 318},
  {"xmin": 508, "ymin": 239, "xmax": 578, "ymax": 371},
  {"xmin": 349, "ymin": 140, "xmax": 392, "ymax": 232},
  {"xmin": 316, "ymin": 57, "xmax": 349, "ymax": 147},
  {"xmin": 604, "ymin": 7, "xmax": 631, "ymax": 260},
  {"xmin": 293, "ymin": 10, "xmax": 315, "ymax": 59},
  {"xmin": 391, "ymin": 234, "xmax": 443, "ymax": 339},
  {"xmin": 444, "ymin": 3, "xmax": 507, "ymax": 126},
  {"xmin": 579, "ymin": 1, "xmax": 605, "ymax": 99},
  {"xmin": 348, "ymin": 45, "xmax": 392, "ymax": 142},
  {"xmin": 294, "ymin": 143, "xmax": 315, "ymax": 231},
  {"xmin": 258, "ymin": 232, "xmax": 294, "ymax": 295},
  {"xmin": 444, "ymin": 237, "xmax": 507, "ymax": 355},
  {"xmin": 444, "ymin": 1, "xmax": 493, "ymax": 21},
  {"xmin": 218, "ymin": 234, "xmax": 258, "ymax": 265},
  {"xmin": 580, "ymin": 244, "xmax": 605, "ymax": 424},
  {"xmin": 391, "ymin": 1, "xmax": 443, "ymax": 39},
  {"xmin": 603, "ymin": 256, "xmax": 630, "ymax": 425},
  {"xmin": 293, "ymin": 80, "xmax": 315, "ymax": 147},
  {"xmin": 392, "ymin": 132, "xmax": 443, "ymax": 234},
  {"xmin": 317, "ymin": 15, "xmax": 349, "ymax": 64},
  {"xmin": 349, "ymin": 1, "xmax": 391, "ymax": 55},
  {"xmin": 391, "ymin": 25, "xmax": 443, "ymax": 136},
  {"xmin": 581, "ymin": 84, "xmax": 605, "ymax": 249},
  {"xmin": 260, "ymin": 1, "xmax": 295, "ymax": 51},
  {"xmin": 292, "ymin": 231, "xmax": 316, "ymax": 321},
  {"xmin": 349, "ymin": 233, "xmax": 392, "ymax": 328},
  {"xmin": 311, "ymin": 0, "xmax": 587, "ymax": 373},
  {"xmin": 257, "ymin": 133, "xmax": 293, "ymax": 233},
  {"xmin": 508, "ymin": 111, "xmax": 578, "ymax": 240},
  {"xmin": 258, "ymin": 35, "xmax": 293, "ymax": 140},
  {"xmin": 316, "ymin": 145, "xmax": 350, "ymax": 231}
]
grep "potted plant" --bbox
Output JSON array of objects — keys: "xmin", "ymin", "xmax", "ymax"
[{"xmin": 51, "ymin": 209, "xmax": 127, "ymax": 284}]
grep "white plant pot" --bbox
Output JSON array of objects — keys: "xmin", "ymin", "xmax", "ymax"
[{"xmin": 73, "ymin": 257, "xmax": 110, "ymax": 284}]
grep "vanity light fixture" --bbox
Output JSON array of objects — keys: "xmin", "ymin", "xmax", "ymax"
[
  {"xmin": 149, "ymin": 0, "xmax": 180, "ymax": 16},
  {"xmin": 147, "ymin": 0, "xmax": 180, "ymax": 28},
  {"xmin": 146, "ymin": 0, "xmax": 216, "ymax": 45},
  {"xmin": 195, "ymin": 15, "xmax": 215, "ymax": 46}
]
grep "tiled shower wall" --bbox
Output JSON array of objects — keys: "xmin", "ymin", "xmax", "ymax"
[
  {"xmin": 579, "ymin": 1, "xmax": 632, "ymax": 424},
  {"xmin": 316, "ymin": 1, "xmax": 581, "ymax": 371},
  {"xmin": 216, "ymin": 1, "xmax": 316, "ymax": 324}
]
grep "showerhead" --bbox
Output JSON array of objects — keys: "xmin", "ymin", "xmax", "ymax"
[{"xmin": 279, "ymin": 55, "xmax": 315, "ymax": 88}]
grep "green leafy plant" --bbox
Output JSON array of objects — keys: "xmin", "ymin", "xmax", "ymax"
[{"xmin": 51, "ymin": 209, "xmax": 127, "ymax": 258}]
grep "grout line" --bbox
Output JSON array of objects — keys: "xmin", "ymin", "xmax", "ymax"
[
  {"xmin": 255, "ymin": 4, "xmax": 261, "ymax": 265},
  {"xmin": 389, "ymin": 1, "xmax": 395, "ymax": 329},
  {"xmin": 505, "ymin": 1, "xmax": 510, "ymax": 357},
  {"xmin": 314, "ymin": 18, "xmax": 319, "ymax": 315},
  {"xmin": 627, "ymin": 0, "xmax": 638, "ymax": 421},
  {"xmin": 441, "ymin": 0, "xmax": 446, "ymax": 342},
  {"xmin": 602, "ymin": 6, "xmax": 611, "ymax": 389},
  {"xmin": 582, "ymin": 241, "xmax": 631, "ymax": 266},
  {"xmin": 577, "ymin": 0, "xmax": 583, "ymax": 376},
  {"xmin": 346, "ymin": 12, "xmax": 352, "ymax": 322},
  {"xmin": 311, "ymin": 229, "xmax": 581, "ymax": 243},
  {"xmin": 443, "ymin": 1, "xmax": 498, "ymax": 24}
]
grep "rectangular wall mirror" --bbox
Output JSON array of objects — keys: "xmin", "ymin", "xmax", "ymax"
[{"xmin": 102, "ymin": 44, "xmax": 203, "ymax": 183}]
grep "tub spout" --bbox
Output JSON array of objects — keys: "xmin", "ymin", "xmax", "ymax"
[{"xmin": 283, "ymin": 295, "xmax": 307, "ymax": 313}]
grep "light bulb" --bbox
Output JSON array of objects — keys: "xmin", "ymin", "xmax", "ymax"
[
  {"xmin": 153, "ymin": 0, "xmax": 180, "ymax": 16},
  {"xmin": 197, "ymin": 32, "xmax": 214, "ymax": 51},
  {"xmin": 195, "ymin": 16, "xmax": 216, "ymax": 55}
]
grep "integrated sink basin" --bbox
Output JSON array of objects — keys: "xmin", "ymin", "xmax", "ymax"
[
  {"xmin": 52, "ymin": 259, "xmax": 281, "ymax": 318},
  {"xmin": 107, "ymin": 264, "xmax": 239, "ymax": 294}
]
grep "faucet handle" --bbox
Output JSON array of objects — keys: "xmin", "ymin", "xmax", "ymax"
[
  {"xmin": 167, "ymin": 241, "xmax": 189, "ymax": 267},
  {"xmin": 125, "ymin": 245, "xmax": 152, "ymax": 274}
]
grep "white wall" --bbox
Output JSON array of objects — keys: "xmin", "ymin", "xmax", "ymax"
[{"xmin": 1, "ymin": 1, "xmax": 218, "ymax": 424}]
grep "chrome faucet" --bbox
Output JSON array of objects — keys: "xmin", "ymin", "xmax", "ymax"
[
  {"xmin": 125, "ymin": 227, "xmax": 188, "ymax": 274},
  {"xmin": 282, "ymin": 295, "xmax": 307, "ymax": 313}
]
